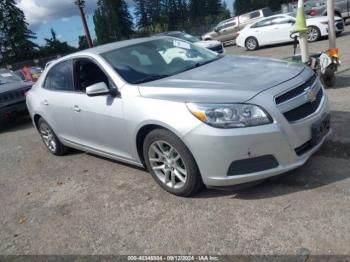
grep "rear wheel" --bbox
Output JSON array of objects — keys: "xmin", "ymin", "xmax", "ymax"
[
  {"xmin": 143, "ymin": 129, "xmax": 203, "ymax": 197},
  {"xmin": 38, "ymin": 118, "xmax": 67, "ymax": 156},
  {"xmin": 307, "ymin": 26, "xmax": 321, "ymax": 42},
  {"xmin": 245, "ymin": 37, "xmax": 259, "ymax": 51}
]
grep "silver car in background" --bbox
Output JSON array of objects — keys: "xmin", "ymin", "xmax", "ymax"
[{"xmin": 26, "ymin": 36, "xmax": 331, "ymax": 196}]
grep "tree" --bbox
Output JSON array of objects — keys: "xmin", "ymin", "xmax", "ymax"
[
  {"xmin": 188, "ymin": 0, "xmax": 230, "ymax": 34},
  {"xmin": 134, "ymin": 0, "xmax": 151, "ymax": 35},
  {"xmin": 78, "ymin": 35, "xmax": 89, "ymax": 50},
  {"xmin": 93, "ymin": 0, "xmax": 134, "ymax": 44},
  {"xmin": 234, "ymin": 0, "xmax": 293, "ymax": 15},
  {"xmin": 163, "ymin": 0, "xmax": 189, "ymax": 31},
  {"xmin": 0, "ymin": 0, "xmax": 37, "ymax": 64},
  {"xmin": 39, "ymin": 29, "xmax": 76, "ymax": 56}
]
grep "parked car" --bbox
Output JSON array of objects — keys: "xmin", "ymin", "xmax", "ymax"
[
  {"xmin": 0, "ymin": 69, "xmax": 33, "ymax": 123},
  {"xmin": 14, "ymin": 70, "xmax": 26, "ymax": 81},
  {"xmin": 29, "ymin": 66, "xmax": 44, "ymax": 82},
  {"xmin": 236, "ymin": 13, "xmax": 344, "ymax": 51},
  {"xmin": 27, "ymin": 37, "xmax": 331, "ymax": 196},
  {"xmin": 156, "ymin": 31, "xmax": 224, "ymax": 54},
  {"xmin": 305, "ymin": 0, "xmax": 350, "ymax": 21},
  {"xmin": 202, "ymin": 8, "xmax": 273, "ymax": 45}
]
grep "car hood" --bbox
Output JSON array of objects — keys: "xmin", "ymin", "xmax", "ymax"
[
  {"xmin": 138, "ymin": 55, "xmax": 305, "ymax": 103},
  {"xmin": 194, "ymin": 40, "xmax": 222, "ymax": 49},
  {"xmin": 0, "ymin": 81, "xmax": 33, "ymax": 93}
]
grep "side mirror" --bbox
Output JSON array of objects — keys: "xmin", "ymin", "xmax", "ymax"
[
  {"xmin": 86, "ymin": 82, "xmax": 110, "ymax": 97},
  {"xmin": 214, "ymin": 27, "xmax": 219, "ymax": 33}
]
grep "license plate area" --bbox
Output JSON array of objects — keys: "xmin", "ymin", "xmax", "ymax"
[{"xmin": 311, "ymin": 114, "xmax": 331, "ymax": 146}]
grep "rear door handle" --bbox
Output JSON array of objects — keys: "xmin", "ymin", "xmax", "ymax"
[
  {"xmin": 43, "ymin": 100, "xmax": 49, "ymax": 106},
  {"xmin": 73, "ymin": 105, "xmax": 81, "ymax": 112}
]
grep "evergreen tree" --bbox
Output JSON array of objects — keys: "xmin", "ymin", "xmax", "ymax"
[
  {"xmin": 163, "ymin": 0, "xmax": 188, "ymax": 31},
  {"xmin": 78, "ymin": 35, "xmax": 89, "ymax": 50},
  {"xmin": 93, "ymin": 0, "xmax": 134, "ymax": 44},
  {"xmin": 135, "ymin": 0, "xmax": 150, "ymax": 33},
  {"xmin": 39, "ymin": 29, "xmax": 76, "ymax": 56},
  {"xmin": 234, "ymin": 0, "xmax": 293, "ymax": 15},
  {"xmin": 188, "ymin": 0, "xmax": 230, "ymax": 34},
  {"xmin": 0, "ymin": 0, "xmax": 36, "ymax": 64}
]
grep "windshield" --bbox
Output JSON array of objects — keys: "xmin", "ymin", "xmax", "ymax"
[
  {"xmin": 0, "ymin": 69, "xmax": 22, "ymax": 85},
  {"xmin": 170, "ymin": 33, "xmax": 200, "ymax": 43},
  {"xmin": 102, "ymin": 38, "xmax": 220, "ymax": 84}
]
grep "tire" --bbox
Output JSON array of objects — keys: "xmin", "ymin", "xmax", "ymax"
[
  {"xmin": 143, "ymin": 129, "xmax": 203, "ymax": 197},
  {"xmin": 307, "ymin": 26, "xmax": 321, "ymax": 42},
  {"xmin": 38, "ymin": 118, "xmax": 67, "ymax": 156},
  {"xmin": 245, "ymin": 37, "xmax": 259, "ymax": 51}
]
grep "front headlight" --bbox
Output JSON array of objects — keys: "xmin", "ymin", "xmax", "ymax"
[{"xmin": 187, "ymin": 103, "xmax": 272, "ymax": 128}]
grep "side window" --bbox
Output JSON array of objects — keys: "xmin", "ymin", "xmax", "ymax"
[
  {"xmin": 253, "ymin": 18, "xmax": 275, "ymax": 28},
  {"xmin": 271, "ymin": 16, "xmax": 293, "ymax": 25},
  {"xmin": 43, "ymin": 60, "xmax": 73, "ymax": 91},
  {"xmin": 74, "ymin": 59, "xmax": 110, "ymax": 92},
  {"xmin": 223, "ymin": 21, "xmax": 236, "ymax": 29},
  {"xmin": 249, "ymin": 11, "xmax": 261, "ymax": 19}
]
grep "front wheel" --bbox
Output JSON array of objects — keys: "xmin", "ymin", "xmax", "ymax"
[
  {"xmin": 245, "ymin": 37, "xmax": 259, "ymax": 51},
  {"xmin": 143, "ymin": 129, "xmax": 203, "ymax": 197},
  {"xmin": 307, "ymin": 26, "xmax": 321, "ymax": 42}
]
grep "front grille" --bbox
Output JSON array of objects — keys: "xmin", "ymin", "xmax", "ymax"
[
  {"xmin": 283, "ymin": 88, "xmax": 323, "ymax": 122},
  {"xmin": 275, "ymin": 74, "xmax": 317, "ymax": 105},
  {"xmin": 209, "ymin": 45, "xmax": 224, "ymax": 53}
]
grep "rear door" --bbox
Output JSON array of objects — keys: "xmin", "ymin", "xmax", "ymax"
[
  {"xmin": 269, "ymin": 16, "xmax": 295, "ymax": 43},
  {"xmin": 214, "ymin": 19, "xmax": 237, "ymax": 42},
  {"xmin": 39, "ymin": 60, "xmax": 78, "ymax": 143},
  {"xmin": 249, "ymin": 17, "xmax": 277, "ymax": 46}
]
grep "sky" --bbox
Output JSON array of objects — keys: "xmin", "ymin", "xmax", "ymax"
[{"xmin": 16, "ymin": 0, "xmax": 234, "ymax": 47}]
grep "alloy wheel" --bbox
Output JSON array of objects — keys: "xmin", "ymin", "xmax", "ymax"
[
  {"xmin": 148, "ymin": 141, "xmax": 187, "ymax": 189},
  {"xmin": 307, "ymin": 27, "xmax": 319, "ymax": 42},
  {"xmin": 39, "ymin": 123, "xmax": 57, "ymax": 153},
  {"xmin": 246, "ymin": 38, "xmax": 257, "ymax": 50}
]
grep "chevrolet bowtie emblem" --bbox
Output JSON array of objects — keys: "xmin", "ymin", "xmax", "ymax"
[{"xmin": 305, "ymin": 84, "xmax": 319, "ymax": 103}]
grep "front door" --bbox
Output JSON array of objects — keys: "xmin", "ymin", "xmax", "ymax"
[{"xmin": 69, "ymin": 58, "xmax": 132, "ymax": 160}]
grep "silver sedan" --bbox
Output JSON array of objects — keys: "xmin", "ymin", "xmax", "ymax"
[{"xmin": 26, "ymin": 36, "xmax": 331, "ymax": 196}]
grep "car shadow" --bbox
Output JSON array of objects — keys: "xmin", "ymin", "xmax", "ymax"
[
  {"xmin": 0, "ymin": 116, "xmax": 33, "ymax": 134},
  {"xmin": 194, "ymin": 110, "xmax": 350, "ymax": 199},
  {"xmin": 334, "ymin": 70, "xmax": 350, "ymax": 89}
]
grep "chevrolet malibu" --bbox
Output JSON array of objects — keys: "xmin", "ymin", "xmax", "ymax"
[{"xmin": 26, "ymin": 37, "xmax": 331, "ymax": 196}]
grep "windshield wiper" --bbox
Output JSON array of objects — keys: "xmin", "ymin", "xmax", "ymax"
[{"xmin": 133, "ymin": 74, "xmax": 170, "ymax": 84}]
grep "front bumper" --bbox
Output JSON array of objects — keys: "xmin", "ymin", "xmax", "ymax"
[
  {"xmin": 183, "ymin": 87, "xmax": 330, "ymax": 187},
  {"xmin": 0, "ymin": 101, "xmax": 28, "ymax": 122}
]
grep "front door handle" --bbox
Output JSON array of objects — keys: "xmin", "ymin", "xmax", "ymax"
[
  {"xmin": 73, "ymin": 105, "xmax": 81, "ymax": 112},
  {"xmin": 43, "ymin": 100, "xmax": 49, "ymax": 106}
]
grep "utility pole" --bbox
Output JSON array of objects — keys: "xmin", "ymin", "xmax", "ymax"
[
  {"xmin": 327, "ymin": 0, "xmax": 336, "ymax": 48},
  {"xmin": 293, "ymin": 0, "xmax": 309, "ymax": 63},
  {"xmin": 75, "ymin": 0, "xmax": 93, "ymax": 48}
]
